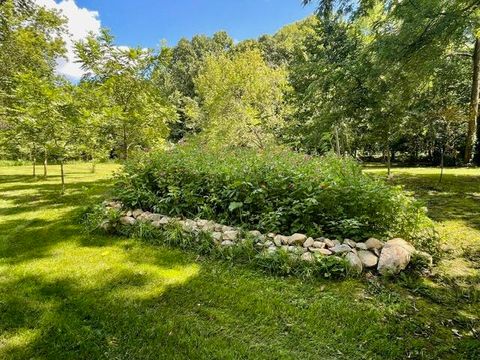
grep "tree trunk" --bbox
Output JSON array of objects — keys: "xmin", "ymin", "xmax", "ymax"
[
  {"xmin": 32, "ymin": 145, "xmax": 36, "ymax": 178},
  {"xmin": 123, "ymin": 124, "xmax": 128, "ymax": 160},
  {"xmin": 334, "ymin": 125, "xmax": 341, "ymax": 156},
  {"xmin": 60, "ymin": 159, "xmax": 65, "ymax": 195},
  {"xmin": 439, "ymin": 146, "xmax": 445, "ymax": 184},
  {"xmin": 465, "ymin": 37, "xmax": 480, "ymax": 164},
  {"xmin": 43, "ymin": 149, "xmax": 48, "ymax": 178},
  {"xmin": 386, "ymin": 146, "xmax": 391, "ymax": 177}
]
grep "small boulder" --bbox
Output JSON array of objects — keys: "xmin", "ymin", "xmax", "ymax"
[
  {"xmin": 384, "ymin": 238, "xmax": 415, "ymax": 255},
  {"xmin": 313, "ymin": 241, "xmax": 325, "ymax": 249},
  {"xmin": 212, "ymin": 232, "xmax": 223, "ymax": 242},
  {"xmin": 221, "ymin": 240, "xmax": 234, "ymax": 247},
  {"xmin": 365, "ymin": 238, "xmax": 384, "ymax": 250},
  {"xmin": 324, "ymin": 239, "xmax": 336, "ymax": 248},
  {"xmin": 288, "ymin": 233, "xmax": 307, "ymax": 245},
  {"xmin": 330, "ymin": 244, "xmax": 352, "ymax": 254},
  {"xmin": 377, "ymin": 245, "xmax": 411, "ymax": 275},
  {"xmin": 132, "ymin": 209, "xmax": 144, "ymax": 218},
  {"xmin": 223, "ymin": 230, "xmax": 238, "ymax": 241},
  {"xmin": 301, "ymin": 252, "xmax": 314, "ymax": 262},
  {"xmin": 355, "ymin": 242, "xmax": 368, "ymax": 250},
  {"xmin": 120, "ymin": 216, "xmax": 136, "ymax": 226},
  {"xmin": 222, "ymin": 225, "xmax": 235, "ymax": 232},
  {"xmin": 344, "ymin": 239, "xmax": 356, "ymax": 248},
  {"xmin": 310, "ymin": 248, "xmax": 332, "ymax": 255},
  {"xmin": 346, "ymin": 253, "xmax": 363, "ymax": 274},
  {"xmin": 274, "ymin": 235, "xmax": 288, "ymax": 247},
  {"xmin": 303, "ymin": 237, "xmax": 315, "ymax": 248},
  {"xmin": 357, "ymin": 250, "xmax": 378, "ymax": 268},
  {"xmin": 249, "ymin": 230, "xmax": 262, "ymax": 238},
  {"xmin": 148, "ymin": 213, "xmax": 163, "ymax": 222}
]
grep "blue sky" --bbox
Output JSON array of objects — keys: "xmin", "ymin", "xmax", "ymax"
[
  {"xmin": 76, "ymin": 0, "xmax": 316, "ymax": 47},
  {"xmin": 35, "ymin": 0, "xmax": 316, "ymax": 79}
]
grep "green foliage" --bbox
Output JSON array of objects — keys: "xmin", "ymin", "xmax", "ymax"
[
  {"xmin": 194, "ymin": 49, "xmax": 289, "ymax": 148},
  {"xmin": 113, "ymin": 144, "xmax": 435, "ymax": 247}
]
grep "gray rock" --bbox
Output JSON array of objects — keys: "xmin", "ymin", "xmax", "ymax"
[
  {"xmin": 221, "ymin": 240, "xmax": 234, "ymax": 247},
  {"xmin": 223, "ymin": 230, "xmax": 238, "ymax": 241},
  {"xmin": 303, "ymin": 237, "xmax": 315, "ymax": 248},
  {"xmin": 365, "ymin": 238, "xmax": 384, "ymax": 250},
  {"xmin": 310, "ymin": 248, "xmax": 332, "ymax": 255},
  {"xmin": 288, "ymin": 233, "xmax": 307, "ymax": 245},
  {"xmin": 132, "ymin": 209, "xmax": 144, "ymax": 218},
  {"xmin": 264, "ymin": 240, "xmax": 274, "ymax": 247},
  {"xmin": 313, "ymin": 241, "xmax": 325, "ymax": 249},
  {"xmin": 301, "ymin": 252, "xmax": 314, "ymax": 262},
  {"xmin": 413, "ymin": 250, "xmax": 433, "ymax": 267},
  {"xmin": 323, "ymin": 239, "xmax": 335, "ymax": 248},
  {"xmin": 287, "ymin": 246, "xmax": 297, "ymax": 252},
  {"xmin": 137, "ymin": 211, "xmax": 152, "ymax": 222},
  {"xmin": 384, "ymin": 238, "xmax": 415, "ymax": 255},
  {"xmin": 357, "ymin": 250, "xmax": 378, "ymax": 268},
  {"xmin": 249, "ymin": 230, "xmax": 262, "ymax": 238},
  {"xmin": 377, "ymin": 245, "xmax": 411, "ymax": 275},
  {"xmin": 159, "ymin": 217, "xmax": 170, "ymax": 225},
  {"xmin": 120, "ymin": 216, "xmax": 136, "ymax": 226},
  {"xmin": 274, "ymin": 235, "xmax": 287, "ymax": 247},
  {"xmin": 148, "ymin": 213, "xmax": 163, "ymax": 222},
  {"xmin": 344, "ymin": 239, "xmax": 357, "ymax": 248},
  {"xmin": 355, "ymin": 242, "xmax": 368, "ymax": 250},
  {"xmin": 126, "ymin": 210, "xmax": 133, "ymax": 217},
  {"xmin": 267, "ymin": 246, "xmax": 277, "ymax": 254},
  {"xmin": 330, "ymin": 244, "xmax": 352, "ymax": 254},
  {"xmin": 214, "ymin": 224, "xmax": 224, "ymax": 232},
  {"xmin": 346, "ymin": 252, "xmax": 363, "ymax": 274},
  {"xmin": 267, "ymin": 233, "xmax": 276, "ymax": 239},
  {"xmin": 222, "ymin": 225, "xmax": 235, "ymax": 232},
  {"xmin": 212, "ymin": 232, "xmax": 223, "ymax": 242}
]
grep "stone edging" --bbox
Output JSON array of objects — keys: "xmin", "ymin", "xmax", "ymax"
[{"xmin": 103, "ymin": 201, "xmax": 433, "ymax": 276}]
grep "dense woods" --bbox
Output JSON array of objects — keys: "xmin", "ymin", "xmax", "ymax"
[{"xmin": 1, "ymin": 0, "xmax": 480, "ymax": 169}]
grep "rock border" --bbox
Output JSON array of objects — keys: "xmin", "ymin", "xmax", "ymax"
[{"xmin": 103, "ymin": 201, "xmax": 432, "ymax": 276}]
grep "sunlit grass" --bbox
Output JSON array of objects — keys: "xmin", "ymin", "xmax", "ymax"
[{"xmin": 0, "ymin": 163, "xmax": 478, "ymax": 359}]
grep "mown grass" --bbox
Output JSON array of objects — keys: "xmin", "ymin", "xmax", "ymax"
[{"xmin": 0, "ymin": 163, "xmax": 478, "ymax": 359}]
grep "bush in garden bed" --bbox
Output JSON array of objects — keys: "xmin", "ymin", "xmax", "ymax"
[{"xmin": 112, "ymin": 143, "xmax": 436, "ymax": 251}]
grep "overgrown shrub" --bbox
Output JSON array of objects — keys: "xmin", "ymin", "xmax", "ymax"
[{"xmin": 113, "ymin": 144, "xmax": 436, "ymax": 249}]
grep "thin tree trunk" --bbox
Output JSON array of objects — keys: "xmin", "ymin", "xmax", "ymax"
[
  {"xmin": 439, "ymin": 147, "xmax": 445, "ymax": 184},
  {"xmin": 91, "ymin": 160, "xmax": 96, "ymax": 174},
  {"xmin": 123, "ymin": 123, "xmax": 128, "ymax": 160},
  {"xmin": 465, "ymin": 37, "xmax": 480, "ymax": 164},
  {"xmin": 60, "ymin": 159, "xmax": 65, "ymax": 195},
  {"xmin": 334, "ymin": 126, "xmax": 341, "ymax": 156},
  {"xmin": 32, "ymin": 144, "xmax": 36, "ymax": 178},
  {"xmin": 43, "ymin": 149, "xmax": 48, "ymax": 178},
  {"xmin": 386, "ymin": 146, "xmax": 391, "ymax": 177}
]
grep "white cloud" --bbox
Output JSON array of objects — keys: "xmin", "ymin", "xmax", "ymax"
[{"xmin": 34, "ymin": 0, "xmax": 101, "ymax": 79}]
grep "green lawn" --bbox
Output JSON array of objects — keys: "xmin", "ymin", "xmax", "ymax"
[{"xmin": 0, "ymin": 164, "xmax": 478, "ymax": 359}]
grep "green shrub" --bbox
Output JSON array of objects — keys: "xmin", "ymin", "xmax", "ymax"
[{"xmin": 113, "ymin": 144, "xmax": 435, "ymax": 248}]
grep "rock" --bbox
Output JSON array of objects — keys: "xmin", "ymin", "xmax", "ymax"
[
  {"xmin": 132, "ymin": 209, "xmax": 144, "ymax": 218},
  {"xmin": 222, "ymin": 225, "xmax": 235, "ymax": 232},
  {"xmin": 301, "ymin": 252, "xmax": 314, "ymax": 262},
  {"xmin": 288, "ymin": 233, "xmax": 307, "ymax": 245},
  {"xmin": 303, "ymin": 237, "xmax": 315, "ymax": 248},
  {"xmin": 182, "ymin": 219, "xmax": 197, "ymax": 231},
  {"xmin": 214, "ymin": 224, "xmax": 224, "ymax": 232},
  {"xmin": 330, "ymin": 244, "xmax": 352, "ymax": 254},
  {"xmin": 264, "ymin": 240, "xmax": 274, "ymax": 247},
  {"xmin": 223, "ymin": 230, "xmax": 239, "ymax": 241},
  {"xmin": 344, "ymin": 239, "xmax": 356, "ymax": 248},
  {"xmin": 100, "ymin": 220, "xmax": 111, "ymax": 231},
  {"xmin": 120, "ymin": 216, "xmax": 136, "ymax": 226},
  {"xmin": 377, "ymin": 245, "xmax": 411, "ymax": 275},
  {"xmin": 148, "ymin": 213, "xmax": 163, "ymax": 222},
  {"xmin": 221, "ymin": 240, "xmax": 234, "ymax": 247},
  {"xmin": 267, "ymin": 246, "xmax": 277, "ymax": 254},
  {"xmin": 365, "ymin": 238, "xmax": 384, "ymax": 250},
  {"xmin": 249, "ymin": 230, "xmax": 262, "ymax": 238},
  {"xmin": 126, "ymin": 210, "xmax": 133, "ymax": 217},
  {"xmin": 313, "ymin": 241, "xmax": 325, "ymax": 249},
  {"xmin": 310, "ymin": 248, "xmax": 332, "ymax": 255},
  {"xmin": 274, "ymin": 235, "xmax": 288, "ymax": 247},
  {"xmin": 355, "ymin": 242, "xmax": 368, "ymax": 250},
  {"xmin": 106, "ymin": 201, "xmax": 122, "ymax": 210},
  {"xmin": 323, "ymin": 239, "xmax": 335, "ymax": 248},
  {"xmin": 333, "ymin": 239, "xmax": 341, "ymax": 246},
  {"xmin": 346, "ymin": 253, "xmax": 363, "ymax": 274},
  {"xmin": 384, "ymin": 238, "xmax": 415, "ymax": 255},
  {"xmin": 357, "ymin": 250, "xmax": 378, "ymax": 268},
  {"xmin": 287, "ymin": 246, "xmax": 297, "ymax": 252},
  {"xmin": 267, "ymin": 233, "xmax": 276, "ymax": 239},
  {"xmin": 212, "ymin": 232, "xmax": 223, "ymax": 242},
  {"xmin": 159, "ymin": 217, "xmax": 170, "ymax": 225}
]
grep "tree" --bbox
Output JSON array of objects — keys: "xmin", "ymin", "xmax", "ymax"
[
  {"xmin": 194, "ymin": 49, "xmax": 289, "ymax": 148},
  {"xmin": 75, "ymin": 30, "xmax": 176, "ymax": 160}
]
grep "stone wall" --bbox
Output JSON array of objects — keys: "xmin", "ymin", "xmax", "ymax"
[{"xmin": 103, "ymin": 201, "xmax": 432, "ymax": 276}]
